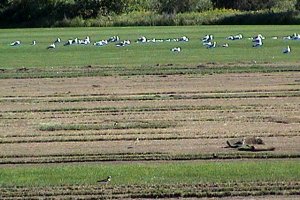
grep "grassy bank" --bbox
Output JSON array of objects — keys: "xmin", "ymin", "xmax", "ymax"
[{"xmin": 0, "ymin": 160, "xmax": 299, "ymax": 187}]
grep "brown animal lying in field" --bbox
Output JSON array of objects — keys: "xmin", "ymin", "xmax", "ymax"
[
  {"xmin": 237, "ymin": 145, "xmax": 275, "ymax": 152},
  {"xmin": 226, "ymin": 137, "xmax": 275, "ymax": 152},
  {"xmin": 226, "ymin": 137, "xmax": 264, "ymax": 148}
]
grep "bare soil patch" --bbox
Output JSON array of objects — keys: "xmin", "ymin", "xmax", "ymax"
[{"xmin": 0, "ymin": 72, "xmax": 299, "ymax": 158}]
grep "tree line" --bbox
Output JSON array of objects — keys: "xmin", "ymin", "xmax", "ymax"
[{"xmin": 0, "ymin": 0, "xmax": 299, "ymax": 27}]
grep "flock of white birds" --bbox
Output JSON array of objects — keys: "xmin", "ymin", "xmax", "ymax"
[
  {"xmin": 200, "ymin": 33, "xmax": 295, "ymax": 53},
  {"xmin": 9, "ymin": 32, "xmax": 298, "ymax": 54}
]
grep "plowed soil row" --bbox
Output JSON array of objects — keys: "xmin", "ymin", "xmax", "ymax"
[
  {"xmin": 0, "ymin": 72, "xmax": 299, "ymax": 162},
  {"xmin": 1, "ymin": 138, "xmax": 300, "ymax": 165},
  {"xmin": 1, "ymin": 181, "xmax": 299, "ymax": 199}
]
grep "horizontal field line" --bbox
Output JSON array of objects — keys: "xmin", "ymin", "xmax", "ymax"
[
  {"xmin": 2, "ymin": 88, "xmax": 299, "ymax": 99},
  {"xmin": 0, "ymin": 105, "xmax": 259, "ymax": 114},
  {"xmin": 1, "ymin": 132, "xmax": 300, "ymax": 144},
  {"xmin": 0, "ymin": 65, "xmax": 300, "ymax": 79},
  {"xmin": 0, "ymin": 152, "xmax": 300, "ymax": 165},
  {"xmin": 4, "ymin": 130, "xmax": 299, "ymax": 139},
  {"xmin": 1, "ymin": 90, "xmax": 299, "ymax": 103},
  {"xmin": 1, "ymin": 181, "xmax": 300, "ymax": 199}
]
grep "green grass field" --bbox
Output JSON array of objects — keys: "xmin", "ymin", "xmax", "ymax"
[
  {"xmin": 0, "ymin": 160, "xmax": 299, "ymax": 187},
  {"xmin": 0, "ymin": 25, "xmax": 300, "ymax": 69}
]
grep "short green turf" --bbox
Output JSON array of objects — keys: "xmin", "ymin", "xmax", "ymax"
[
  {"xmin": 0, "ymin": 160, "xmax": 299, "ymax": 186},
  {"xmin": 0, "ymin": 25, "xmax": 299, "ymax": 69}
]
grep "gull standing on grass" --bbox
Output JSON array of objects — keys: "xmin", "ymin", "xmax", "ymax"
[
  {"xmin": 108, "ymin": 36, "xmax": 120, "ymax": 42},
  {"xmin": 206, "ymin": 42, "xmax": 216, "ymax": 49},
  {"xmin": 283, "ymin": 46, "xmax": 291, "ymax": 54},
  {"xmin": 202, "ymin": 34, "xmax": 213, "ymax": 43},
  {"xmin": 54, "ymin": 38, "xmax": 61, "ymax": 43},
  {"xmin": 222, "ymin": 43, "xmax": 229, "ymax": 48},
  {"xmin": 10, "ymin": 40, "xmax": 21, "ymax": 46},
  {"xmin": 171, "ymin": 47, "xmax": 181, "ymax": 52},
  {"xmin": 47, "ymin": 43, "xmax": 56, "ymax": 49},
  {"xmin": 252, "ymin": 36, "xmax": 263, "ymax": 47},
  {"xmin": 227, "ymin": 34, "xmax": 243, "ymax": 40},
  {"xmin": 116, "ymin": 40, "xmax": 131, "ymax": 47},
  {"xmin": 93, "ymin": 40, "xmax": 108, "ymax": 46}
]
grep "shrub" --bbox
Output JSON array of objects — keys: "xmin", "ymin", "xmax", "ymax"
[
  {"xmin": 216, "ymin": 10, "xmax": 300, "ymax": 25},
  {"xmin": 85, "ymin": 9, "xmax": 240, "ymax": 27}
]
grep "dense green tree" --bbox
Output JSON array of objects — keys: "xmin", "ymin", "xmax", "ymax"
[
  {"xmin": 150, "ymin": 0, "xmax": 213, "ymax": 14},
  {"xmin": 297, "ymin": 0, "xmax": 300, "ymax": 10},
  {"xmin": 124, "ymin": 0, "xmax": 152, "ymax": 12},
  {"xmin": 211, "ymin": 0, "xmax": 277, "ymax": 11},
  {"xmin": 1, "ymin": 0, "xmax": 57, "ymax": 23},
  {"xmin": 193, "ymin": 0, "xmax": 213, "ymax": 12},
  {"xmin": 150, "ymin": 0, "xmax": 187, "ymax": 14},
  {"xmin": 0, "ymin": 0, "xmax": 9, "ymax": 9},
  {"xmin": 73, "ymin": 0, "xmax": 102, "ymax": 18},
  {"xmin": 0, "ymin": 0, "xmax": 299, "ymax": 27},
  {"xmin": 272, "ymin": 0, "xmax": 297, "ymax": 11},
  {"xmin": 103, "ymin": 0, "xmax": 126, "ymax": 14},
  {"xmin": 73, "ymin": 0, "xmax": 126, "ymax": 18}
]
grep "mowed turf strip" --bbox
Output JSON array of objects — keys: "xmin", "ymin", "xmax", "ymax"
[
  {"xmin": 0, "ymin": 25, "xmax": 300, "ymax": 69},
  {"xmin": 0, "ymin": 160, "xmax": 299, "ymax": 187}
]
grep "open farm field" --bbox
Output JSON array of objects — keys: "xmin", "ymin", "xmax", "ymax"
[
  {"xmin": 1, "ymin": 71, "xmax": 299, "ymax": 199},
  {"xmin": 0, "ymin": 26, "xmax": 299, "ymax": 199}
]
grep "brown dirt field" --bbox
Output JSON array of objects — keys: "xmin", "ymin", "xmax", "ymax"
[
  {"xmin": 0, "ymin": 72, "xmax": 299, "ymax": 159},
  {"xmin": 1, "ymin": 136, "xmax": 300, "ymax": 157},
  {"xmin": 0, "ymin": 72, "xmax": 299, "ymax": 197}
]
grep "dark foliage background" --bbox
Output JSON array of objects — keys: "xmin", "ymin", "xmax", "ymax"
[{"xmin": 0, "ymin": 0, "xmax": 299, "ymax": 27}]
